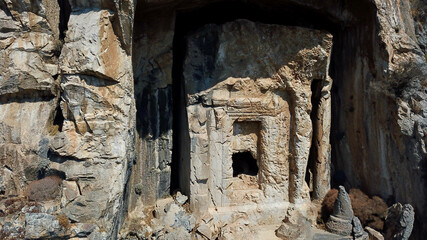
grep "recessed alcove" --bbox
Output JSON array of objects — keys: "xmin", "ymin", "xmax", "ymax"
[
  {"xmin": 232, "ymin": 152, "xmax": 259, "ymax": 177},
  {"xmin": 131, "ymin": 0, "xmax": 336, "ymax": 210},
  {"xmin": 131, "ymin": 0, "xmax": 380, "ymax": 226}
]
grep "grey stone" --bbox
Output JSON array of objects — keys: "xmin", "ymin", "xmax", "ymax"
[
  {"xmin": 353, "ymin": 217, "xmax": 369, "ymax": 240},
  {"xmin": 275, "ymin": 207, "xmax": 313, "ymax": 240},
  {"xmin": 334, "ymin": 186, "xmax": 354, "ymax": 220},
  {"xmin": 88, "ymin": 229, "xmax": 109, "ymax": 240},
  {"xmin": 326, "ymin": 186, "xmax": 353, "ymax": 236},
  {"xmin": 173, "ymin": 210, "xmax": 196, "ymax": 232},
  {"xmin": 174, "ymin": 191, "xmax": 188, "ymax": 206},
  {"xmin": 312, "ymin": 228, "xmax": 351, "ymax": 240},
  {"xmin": 62, "ymin": 195, "xmax": 102, "ymax": 222},
  {"xmin": 163, "ymin": 227, "xmax": 191, "ymax": 240},
  {"xmin": 70, "ymin": 223, "xmax": 97, "ymax": 237},
  {"xmin": 365, "ymin": 226, "xmax": 384, "ymax": 240},
  {"xmin": 385, "ymin": 203, "xmax": 415, "ymax": 240},
  {"xmin": 24, "ymin": 213, "xmax": 66, "ymax": 239},
  {"xmin": 134, "ymin": 183, "xmax": 143, "ymax": 195}
]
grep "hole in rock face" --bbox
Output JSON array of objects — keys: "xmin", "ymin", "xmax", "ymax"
[
  {"xmin": 232, "ymin": 152, "xmax": 259, "ymax": 177},
  {"xmin": 53, "ymin": 102, "xmax": 64, "ymax": 132}
]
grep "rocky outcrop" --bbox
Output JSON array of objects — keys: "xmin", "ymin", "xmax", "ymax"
[
  {"xmin": 0, "ymin": 0, "xmax": 136, "ymax": 238},
  {"xmin": 0, "ymin": 0, "xmax": 426, "ymax": 239},
  {"xmin": 326, "ymin": 186, "xmax": 356, "ymax": 236},
  {"xmin": 385, "ymin": 203, "xmax": 415, "ymax": 240},
  {"xmin": 322, "ymin": 188, "xmax": 389, "ymax": 231},
  {"xmin": 275, "ymin": 207, "xmax": 313, "ymax": 240},
  {"xmin": 326, "ymin": 186, "xmax": 369, "ymax": 239},
  {"xmin": 119, "ymin": 192, "xmax": 195, "ymax": 239}
]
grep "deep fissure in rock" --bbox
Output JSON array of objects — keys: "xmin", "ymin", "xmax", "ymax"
[
  {"xmin": 306, "ymin": 79, "xmax": 323, "ymax": 199},
  {"xmin": 57, "ymin": 0, "xmax": 71, "ymax": 40},
  {"xmin": 232, "ymin": 152, "xmax": 259, "ymax": 177}
]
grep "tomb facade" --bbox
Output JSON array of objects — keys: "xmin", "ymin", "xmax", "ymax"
[{"xmin": 179, "ymin": 19, "xmax": 333, "ymax": 221}]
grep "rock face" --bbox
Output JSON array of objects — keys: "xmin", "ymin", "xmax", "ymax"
[
  {"xmin": 0, "ymin": 0, "xmax": 426, "ymax": 239},
  {"xmin": 385, "ymin": 203, "xmax": 415, "ymax": 240},
  {"xmin": 24, "ymin": 213, "xmax": 66, "ymax": 239},
  {"xmin": 0, "ymin": 0, "xmax": 136, "ymax": 238}
]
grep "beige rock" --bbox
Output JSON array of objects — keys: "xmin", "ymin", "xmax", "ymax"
[
  {"xmin": 0, "ymin": 0, "xmax": 426, "ymax": 240},
  {"xmin": 60, "ymin": 10, "xmax": 130, "ymax": 82},
  {"xmin": 61, "ymin": 180, "xmax": 80, "ymax": 207},
  {"xmin": 365, "ymin": 226, "xmax": 385, "ymax": 240},
  {"xmin": 275, "ymin": 207, "xmax": 313, "ymax": 240},
  {"xmin": 182, "ymin": 19, "xmax": 332, "ymax": 222}
]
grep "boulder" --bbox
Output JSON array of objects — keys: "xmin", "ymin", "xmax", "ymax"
[
  {"xmin": 326, "ymin": 186, "xmax": 353, "ymax": 236},
  {"xmin": 352, "ymin": 216, "xmax": 369, "ymax": 240},
  {"xmin": 24, "ymin": 213, "xmax": 67, "ymax": 239},
  {"xmin": 384, "ymin": 203, "xmax": 415, "ymax": 240},
  {"xmin": 365, "ymin": 226, "xmax": 384, "ymax": 240},
  {"xmin": 275, "ymin": 207, "xmax": 313, "ymax": 240}
]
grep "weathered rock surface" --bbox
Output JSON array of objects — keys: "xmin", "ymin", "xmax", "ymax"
[
  {"xmin": 25, "ymin": 213, "xmax": 66, "ymax": 239},
  {"xmin": 119, "ymin": 194, "xmax": 196, "ymax": 240},
  {"xmin": 365, "ymin": 226, "xmax": 384, "ymax": 240},
  {"xmin": 353, "ymin": 217, "xmax": 369, "ymax": 240},
  {"xmin": 326, "ymin": 186, "xmax": 354, "ymax": 236},
  {"xmin": 0, "ymin": 0, "xmax": 136, "ymax": 238},
  {"xmin": 385, "ymin": 203, "xmax": 415, "ymax": 240},
  {"xmin": 275, "ymin": 207, "xmax": 313, "ymax": 240},
  {"xmin": 0, "ymin": 0, "xmax": 426, "ymax": 239},
  {"xmin": 182, "ymin": 19, "xmax": 332, "ymax": 221}
]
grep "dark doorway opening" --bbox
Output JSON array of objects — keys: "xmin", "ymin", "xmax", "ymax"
[{"xmin": 232, "ymin": 152, "xmax": 259, "ymax": 177}]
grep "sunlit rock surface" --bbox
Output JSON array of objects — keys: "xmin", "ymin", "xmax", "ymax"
[{"xmin": 0, "ymin": 0, "xmax": 425, "ymax": 239}]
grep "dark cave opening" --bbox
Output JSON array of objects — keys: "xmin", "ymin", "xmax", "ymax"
[{"xmin": 232, "ymin": 152, "xmax": 259, "ymax": 177}]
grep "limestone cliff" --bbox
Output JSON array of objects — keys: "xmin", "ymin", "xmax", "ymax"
[{"xmin": 0, "ymin": 0, "xmax": 425, "ymax": 239}]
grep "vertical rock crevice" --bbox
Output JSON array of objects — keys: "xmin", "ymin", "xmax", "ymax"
[
  {"xmin": 57, "ymin": 0, "xmax": 71, "ymax": 40},
  {"xmin": 307, "ymin": 79, "xmax": 323, "ymax": 200}
]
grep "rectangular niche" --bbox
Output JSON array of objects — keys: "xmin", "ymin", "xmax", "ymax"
[
  {"xmin": 226, "ymin": 120, "xmax": 262, "ymax": 205},
  {"xmin": 231, "ymin": 120, "xmax": 261, "ymax": 180}
]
